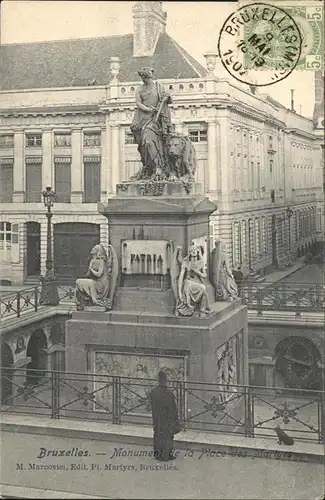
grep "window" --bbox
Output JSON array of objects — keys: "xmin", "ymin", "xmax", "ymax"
[
  {"xmin": 26, "ymin": 134, "xmax": 42, "ymax": 147},
  {"xmin": 0, "ymin": 159, "xmax": 13, "ymax": 202},
  {"xmin": 83, "ymin": 132, "xmax": 101, "ymax": 147},
  {"xmin": 54, "ymin": 133, "xmax": 71, "ymax": 147},
  {"xmin": 0, "ymin": 222, "xmax": 19, "ymax": 263},
  {"xmin": 26, "ymin": 158, "xmax": 42, "ymax": 202},
  {"xmin": 84, "ymin": 156, "xmax": 101, "ymax": 203},
  {"xmin": 54, "ymin": 157, "xmax": 71, "ymax": 203},
  {"xmin": 269, "ymin": 159, "xmax": 273, "ymax": 173},
  {"xmin": 0, "ymin": 134, "xmax": 14, "ymax": 148},
  {"xmin": 125, "ymin": 131, "xmax": 137, "ymax": 145},
  {"xmin": 188, "ymin": 128, "xmax": 207, "ymax": 142},
  {"xmin": 269, "ymin": 135, "xmax": 273, "ymax": 149}
]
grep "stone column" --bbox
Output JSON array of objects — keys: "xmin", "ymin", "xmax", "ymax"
[
  {"xmin": 100, "ymin": 126, "xmax": 108, "ymax": 203},
  {"xmin": 218, "ymin": 109, "xmax": 229, "ymax": 203},
  {"xmin": 71, "ymin": 128, "xmax": 83, "ymax": 203},
  {"xmin": 42, "ymin": 130, "xmax": 53, "ymax": 189},
  {"xmin": 207, "ymin": 120, "xmax": 218, "ymax": 195},
  {"xmin": 119, "ymin": 127, "xmax": 126, "ymax": 183},
  {"xmin": 13, "ymin": 131, "xmax": 25, "ymax": 202},
  {"xmin": 110, "ymin": 125, "xmax": 120, "ymax": 195}
]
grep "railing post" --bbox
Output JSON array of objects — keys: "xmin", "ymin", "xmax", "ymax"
[
  {"xmin": 176, "ymin": 380, "xmax": 186, "ymax": 430},
  {"xmin": 51, "ymin": 370, "xmax": 60, "ymax": 419},
  {"xmin": 112, "ymin": 376, "xmax": 121, "ymax": 424},
  {"xmin": 256, "ymin": 288, "xmax": 263, "ymax": 316},
  {"xmin": 35, "ymin": 286, "xmax": 39, "ymax": 312},
  {"xmin": 295, "ymin": 289, "xmax": 302, "ymax": 316},
  {"xmin": 16, "ymin": 291, "xmax": 21, "ymax": 318},
  {"xmin": 245, "ymin": 387, "xmax": 254, "ymax": 437}
]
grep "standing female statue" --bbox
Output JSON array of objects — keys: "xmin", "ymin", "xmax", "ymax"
[
  {"xmin": 75, "ymin": 244, "xmax": 118, "ymax": 311},
  {"xmin": 130, "ymin": 67, "xmax": 173, "ymax": 178},
  {"xmin": 171, "ymin": 244, "xmax": 211, "ymax": 317},
  {"xmin": 211, "ymin": 240, "xmax": 238, "ymax": 301}
]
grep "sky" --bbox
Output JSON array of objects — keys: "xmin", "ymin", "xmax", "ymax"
[{"xmin": 0, "ymin": 0, "xmax": 316, "ymax": 118}]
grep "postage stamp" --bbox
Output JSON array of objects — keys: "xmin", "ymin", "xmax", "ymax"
[
  {"xmin": 239, "ymin": 0, "xmax": 324, "ymax": 70},
  {"xmin": 218, "ymin": 2, "xmax": 303, "ymax": 86}
]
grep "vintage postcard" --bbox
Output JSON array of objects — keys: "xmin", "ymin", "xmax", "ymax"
[{"xmin": 0, "ymin": 0, "xmax": 324, "ymax": 499}]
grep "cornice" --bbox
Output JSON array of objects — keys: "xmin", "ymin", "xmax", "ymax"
[
  {"xmin": 284, "ymin": 128, "xmax": 318, "ymax": 140},
  {"xmin": 0, "ymin": 105, "xmax": 100, "ymax": 118}
]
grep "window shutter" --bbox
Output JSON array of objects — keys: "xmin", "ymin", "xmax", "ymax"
[
  {"xmin": 0, "ymin": 159, "xmax": 14, "ymax": 202},
  {"xmin": 26, "ymin": 158, "xmax": 42, "ymax": 202},
  {"xmin": 11, "ymin": 223, "xmax": 19, "ymax": 263},
  {"xmin": 84, "ymin": 156, "xmax": 101, "ymax": 203},
  {"xmin": 55, "ymin": 157, "xmax": 71, "ymax": 203}
]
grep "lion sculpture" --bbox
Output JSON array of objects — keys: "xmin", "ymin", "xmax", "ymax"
[{"xmin": 165, "ymin": 133, "xmax": 197, "ymax": 182}]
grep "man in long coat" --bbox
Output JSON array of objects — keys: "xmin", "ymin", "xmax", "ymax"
[{"xmin": 148, "ymin": 371, "xmax": 180, "ymax": 461}]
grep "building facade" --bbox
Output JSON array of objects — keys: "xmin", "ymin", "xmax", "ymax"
[{"xmin": 0, "ymin": 2, "xmax": 323, "ymax": 284}]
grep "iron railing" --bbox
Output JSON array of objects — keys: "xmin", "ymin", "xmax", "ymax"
[
  {"xmin": 241, "ymin": 281, "xmax": 325, "ymax": 315},
  {"xmin": 0, "ymin": 283, "xmax": 75, "ymax": 320},
  {"xmin": 1, "ymin": 367, "xmax": 324, "ymax": 444},
  {"xmin": 1, "ymin": 281, "xmax": 324, "ymax": 321}
]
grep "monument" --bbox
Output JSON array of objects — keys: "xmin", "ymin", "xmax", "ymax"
[{"xmin": 65, "ymin": 67, "xmax": 248, "ymax": 429}]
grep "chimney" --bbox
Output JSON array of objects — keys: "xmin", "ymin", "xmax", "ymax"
[{"xmin": 132, "ymin": 1, "xmax": 167, "ymax": 57}]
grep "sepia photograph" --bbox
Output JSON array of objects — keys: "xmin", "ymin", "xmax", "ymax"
[{"xmin": 0, "ymin": 0, "xmax": 324, "ymax": 498}]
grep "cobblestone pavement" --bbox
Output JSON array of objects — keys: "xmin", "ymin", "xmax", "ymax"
[{"xmin": 1, "ymin": 431, "xmax": 323, "ymax": 499}]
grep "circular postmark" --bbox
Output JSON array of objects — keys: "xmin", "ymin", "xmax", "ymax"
[{"xmin": 218, "ymin": 3, "xmax": 303, "ymax": 86}]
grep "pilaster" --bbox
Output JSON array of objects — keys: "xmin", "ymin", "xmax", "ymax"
[
  {"xmin": 71, "ymin": 128, "xmax": 83, "ymax": 203},
  {"xmin": 207, "ymin": 120, "xmax": 218, "ymax": 196},
  {"xmin": 110, "ymin": 125, "xmax": 120, "ymax": 195},
  {"xmin": 13, "ymin": 131, "xmax": 25, "ymax": 202},
  {"xmin": 217, "ymin": 108, "xmax": 229, "ymax": 204},
  {"xmin": 42, "ymin": 130, "xmax": 53, "ymax": 189},
  {"xmin": 100, "ymin": 126, "xmax": 108, "ymax": 203}
]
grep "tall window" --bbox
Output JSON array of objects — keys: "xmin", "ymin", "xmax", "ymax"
[
  {"xmin": 125, "ymin": 131, "xmax": 136, "ymax": 144},
  {"xmin": 84, "ymin": 156, "xmax": 101, "ymax": 203},
  {"xmin": 0, "ymin": 159, "xmax": 13, "ymax": 202},
  {"xmin": 84, "ymin": 132, "xmax": 101, "ymax": 147},
  {"xmin": 26, "ymin": 133, "xmax": 42, "ymax": 148},
  {"xmin": 54, "ymin": 133, "xmax": 71, "ymax": 148},
  {"xmin": 0, "ymin": 134, "xmax": 14, "ymax": 148},
  {"xmin": 26, "ymin": 158, "xmax": 42, "ymax": 202},
  {"xmin": 54, "ymin": 157, "xmax": 71, "ymax": 203},
  {"xmin": 188, "ymin": 127, "xmax": 207, "ymax": 142}
]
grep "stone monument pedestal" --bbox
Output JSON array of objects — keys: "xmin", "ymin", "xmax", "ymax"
[{"xmin": 65, "ymin": 185, "xmax": 248, "ymax": 431}]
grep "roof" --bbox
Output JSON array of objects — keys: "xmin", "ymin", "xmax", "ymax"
[{"xmin": 0, "ymin": 32, "xmax": 207, "ymax": 91}]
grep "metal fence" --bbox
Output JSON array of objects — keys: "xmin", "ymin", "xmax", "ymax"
[
  {"xmin": 0, "ymin": 284, "xmax": 75, "ymax": 320},
  {"xmin": 241, "ymin": 281, "xmax": 325, "ymax": 315},
  {"xmin": 1, "ymin": 281, "xmax": 324, "ymax": 321},
  {"xmin": 1, "ymin": 367, "xmax": 324, "ymax": 444}
]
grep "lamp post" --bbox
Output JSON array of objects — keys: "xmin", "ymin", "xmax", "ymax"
[{"xmin": 39, "ymin": 187, "xmax": 59, "ymax": 306}]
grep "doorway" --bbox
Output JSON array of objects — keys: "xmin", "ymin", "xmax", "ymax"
[
  {"xmin": 26, "ymin": 222, "xmax": 41, "ymax": 276},
  {"xmin": 53, "ymin": 222, "xmax": 100, "ymax": 281}
]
